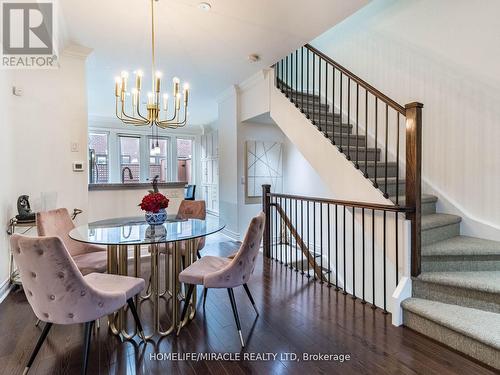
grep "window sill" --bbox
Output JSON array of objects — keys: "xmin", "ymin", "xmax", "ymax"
[{"xmin": 88, "ymin": 182, "xmax": 188, "ymax": 191}]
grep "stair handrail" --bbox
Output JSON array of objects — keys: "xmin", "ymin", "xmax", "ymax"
[
  {"xmin": 273, "ymin": 44, "xmax": 423, "ymax": 277},
  {"xmin": 305, "ymin": 44, "xmax": 406, "ymax": 115}
]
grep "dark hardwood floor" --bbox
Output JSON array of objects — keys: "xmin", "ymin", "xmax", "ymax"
[{"xmin": 0, "ymin": 234, "xmax": 496, "ymax": 375}]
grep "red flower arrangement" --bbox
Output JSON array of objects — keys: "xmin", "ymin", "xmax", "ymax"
[{"xmin": 139, "ymin": 192, "xmax": 169, "ymax": 213}]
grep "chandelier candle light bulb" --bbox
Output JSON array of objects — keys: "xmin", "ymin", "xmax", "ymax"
[
  {"xmin": 113, "ymin": 0, "xmax": 190, "ymax": 129},
  {"xmin": 135, "ymin": 70, "xmax": 143, "ymax": 91}
]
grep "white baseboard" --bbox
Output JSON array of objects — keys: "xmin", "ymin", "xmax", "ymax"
[
  {"xmin": 0, "ymin": 278, "xmax": 13, "ymax": 304},
  {"xmin": 221, "ymin": 228, "xmax": 240, "ymax": 241},
  {"xmin": 391, "ymin": 276, "xmax": 412, "ymax": 327}
]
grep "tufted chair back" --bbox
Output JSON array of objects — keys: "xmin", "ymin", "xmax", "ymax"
[
  {"xmin": 37, "ymin": 208, "xmax": 88, "ymax": 257},
  {"xmin": 177, "ymin": 200, "xmax": 206, "ymax": 250},
  {"xmin": 204, "ymin": 212, "xmax": 265, "ymax": 288},
  {"xmin": 10, "ymin": 234, "xmax": 125, "ymax": 324}
]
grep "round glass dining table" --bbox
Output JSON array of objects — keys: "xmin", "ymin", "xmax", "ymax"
[{"xmin": 69, "ymin": 215, "xmax": 225, "ymax": 339}]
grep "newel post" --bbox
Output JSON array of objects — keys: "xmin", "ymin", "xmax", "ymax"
[
  {"xmin": 262, "ymin": 184, "xmax": 271, "ymax": 258},
  {"xmin": 405, "ymin": 102, "xmax": 423, "ymax": 277}
]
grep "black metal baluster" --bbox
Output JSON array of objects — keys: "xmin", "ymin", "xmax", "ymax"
[
  {"xmin": 395, "ymin": 212, "xmax": 399, "ymax": 285},
  {"xmin": 361, "ymin": 208, "xmax": 366, "ymax": 304},
  {"xmin": 301, "ymin": 47, "xmax": 304, "ymax": 112},
  {"xmin": 356, "ymin": 84, "xmax": 360, "ymax": 168},
  {"xmin": 280, "ymin": 196, "xmax": 283, "ymax": 264},
  {"xmin": 332, "ymin": 66, "xmax": 336, "ymax": 146},
  {"xmin": 285, "ymin": 56, "xmax": 288, "ymax": 95},
  {"xmin": 327, "ymin": 204, "xmax": 331, "ymax": 287},
  {"xmin": 294, "ymin": 198, "xmax": 296, "ymax": 272},
  {"xmin": 270, "ymin": 196, "xmax": 274, "ymax": 260},
  {"xmin": 347, "ymin": 77, "xmax": 351, "ymax": 160},
  {"xmin": 371, "ymin": 209, "xmax": 376, "ymax": 309},
  {"xmin": 384, "ymin": 104, "xmax": 389, "ymax": 198},
  {"xmin": 306, "ymin": 49, "xmax": 310, "ymax": 119},
  {"xmin": 290, "ymin": 53, "xmax": 293, "ymax": 99},
  {"xmin": 373, "ymin": 98, "xmax": 378, "ymax": 188},
  {"xmin": 312, "ymin": 53, "xmax": 316, "ymax": 126},
  {"xmin": 364, "ymin": 90, "xmax": 369, "ymax": 178},
  {"xmin": 284, "ymin": 198, "xmax": 291, "ymax": 267},
  {"xmin": 339, "ymin": 72, "xmax": 343, "ymax": 153},
  {"xmin": 275, "ymin": 196, "xmax": 279, "ymax": 262},
  {"xmin": 276, "ymin": 61, "xmax": 279, "ymax": 90},
  {"xmin": 319, "ymin": 58, "xmax": 322, "ymax": 131},
  {"xmin": 290, "ymin": 198, "xmax": 293, "ymax": 270},
  {"xmin": 301, "ymin": 199, "xmax": 304, "ymax": 275},
  {"xmin": 383, "ymin": 211, "xmax": 387, "ymax": 313},
  {"xmin": 306, "ymin": 201, "xmax": 311, "ymax": 278},
  {"xmin": 325, "ymin": 61, "xmax": 328, "ymax": 138},
  {"xmin": 290, "ymin": 50, "xmax": 299, "ymax": 104},
  {"xmin": 343, "ymin": 205, "xmax": 347, "ymax": 295},
  {"xmin": 320, "ymin": 202, "xmax": 323, "ymax": 283},
  {"xmin": 396, "ymin": 113, "xmax": 400, "ymax": 205},
  {"xmin": 313, "ymin": 201, "xmax": 316, "ymax": 280},
  {"xmin": 335, "ymin": 204, "xmax": 339, "ymax": 290},
  {"xmin": 352, "ymin": 206, "xmax": 356, "ymax": 299}
]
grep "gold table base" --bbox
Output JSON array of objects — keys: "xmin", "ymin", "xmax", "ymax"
[{"xmin": 106, "ymin": 239, "xmax": 197, "ymax": 340}]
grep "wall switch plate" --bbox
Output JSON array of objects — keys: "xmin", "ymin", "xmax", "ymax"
[
  {"xmin": 71, "ymin": 142, "xmax": 79, "ymax": 152},
  {"xmin": 12, "ymin": 86, "xmax": 23, "ymax": 96},
  {"xmin": 72, "ymin": 162, "xmax": 84, "ymax": 172}
]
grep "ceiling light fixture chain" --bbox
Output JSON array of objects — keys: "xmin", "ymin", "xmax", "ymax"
[{"xmin": 114, "ymin": 0, "xmax": 190, "ymax": 141}]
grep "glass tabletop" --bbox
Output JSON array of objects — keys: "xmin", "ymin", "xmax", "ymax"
[{"xmin": 69, "ymin": 215, "xmax": 225, "ymax": 245}]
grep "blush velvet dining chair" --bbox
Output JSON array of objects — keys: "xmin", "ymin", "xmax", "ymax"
[
  {"xmin": 11, "ymin": 234, "xmax": 146, "ymax": 375},
  {"xmin": 177, "ymin": 212, "xmax": 265, "ymax": 348},
  {"xmin": 159, "ymin": 200, "xmax": 207, "ymax": 259},
  {"xmin": 36, "ymin": 208, "xmax": 107, "ymax": 275}
]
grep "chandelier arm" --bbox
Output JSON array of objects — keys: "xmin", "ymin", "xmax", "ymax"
[
  {"xmin": 158, "ymin": 104, "xmax": 187, "ymax": 127},
  {"xmin": 121, "ymin": 98, "xmax": 150, "ymax": 125},
  {"xmin": 157, "ymin": 103, "xmax": 181, "ymax": 125},
  {"xmin": 135, "ymin": 93, "xmax": 151, "ymax": 123}
]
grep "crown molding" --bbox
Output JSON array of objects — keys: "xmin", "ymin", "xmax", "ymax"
[
  {"xmin": 61, "ymin": 43, "xmax": 93, "ymax": 60},
  {"xmin": 215, "ymin": 85, "xmax": 238, "ymax": 104},
  {"xmin": 237, "ymin": 68, "xmax": 271, "ymax": 92}
]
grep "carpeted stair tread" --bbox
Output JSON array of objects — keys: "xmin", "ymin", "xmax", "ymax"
[
  {"xmin": 417, "ymin": 271, "xmax": 500, "ymax": 294},
  {"xmin": 391, "ymin": 194, "xmax": 438, "ymax": 206},
  {"xmin": 423, "ymin": 235, "xmax": 500, "ymax": 257},
  {"xmin": 422, "ymin": 213, "xmax": 461, "ymax": 231},
  {"xmin": 402, "ymin": 298, "xmax": 500, "ymax": 349}
]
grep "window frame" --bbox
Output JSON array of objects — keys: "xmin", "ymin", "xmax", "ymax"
[
  {"xmin": 146, "ymin": 135, "xmax": 171, "ymax": 183},
  {"xmin": 88, "ymin": 130, "xmax": 110, "ymax": 184}
]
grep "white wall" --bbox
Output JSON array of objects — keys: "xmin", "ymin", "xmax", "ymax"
[
  {"xmin": 1, "ymin": 51, "xmax": 90, "ymax": 292},
  {"xmin": 88, "ymin": 187, "xmax": 184, "ymax": 222},
  {"xmin": 312, "ymin": 0, "xmax": 500, "ymax": 239},
  {"xmin": 0, "ymin": 71, "xmax": 15, "ymax": 296},
  {"xmin": 216, "ymin": 87, "xmax": 239, "ymax": 237},
  {"xmin": 237, "ymin": 121, "xmax": 286, "ymax": 236}
]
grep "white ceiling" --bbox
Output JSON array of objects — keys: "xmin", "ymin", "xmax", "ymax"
[{"xmin": 60, "ymin": 0, "xmax": 368, "ymax": 125}]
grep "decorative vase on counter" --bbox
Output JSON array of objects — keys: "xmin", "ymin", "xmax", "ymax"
[
  {"xmin": 140, "ymin": 176, "xmax": 169, "ymax": 225},
  {"xmin": 145, "ymin": 208, "xmax": 167, "ymax": 225}
]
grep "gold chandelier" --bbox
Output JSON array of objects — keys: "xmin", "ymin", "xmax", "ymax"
[{"xmin": 114, "ymin": 0, "xmax": 189, "ymax": 129}]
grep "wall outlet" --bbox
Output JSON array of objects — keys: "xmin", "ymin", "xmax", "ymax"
[
  {"xmin": 72, "ymin": 162, "xmax": 84, "ymax": 172},
  {"xmin": 71, "ymin": 142, "xmax": 79, "ymax": 152}
]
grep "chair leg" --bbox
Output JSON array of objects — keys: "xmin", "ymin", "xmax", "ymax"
[
  {"xmin": 34, "ymin": 319, "xmax": 41, "ymax": 327},
  {"xmin": 127, "ymin": 298, "xmax": 146, "ymax": 342},
  {"xmin": 243, "ymin": 284, "xmax": 259, "ymax": 316},
  {"xmin": 202, "ymin": 287, "xmax": 208, "ymax": 309},
  {"xmin": 196, "ymin": 250, "xmax": 202, "ymax": 259},
  {"xmin": 25, "ymin": 322, "xmax": 52, "ymax": 373},
  {"xmin": 227, "ymin": 288, "xmax": 245, "ymax": 348},
  {"xmin": 82, "ymin": 321, "xmax": 94, "ymax": 375},
  {"xmin": 177, "ymin": 284, "xmax": 195, "ymax": 336}
]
